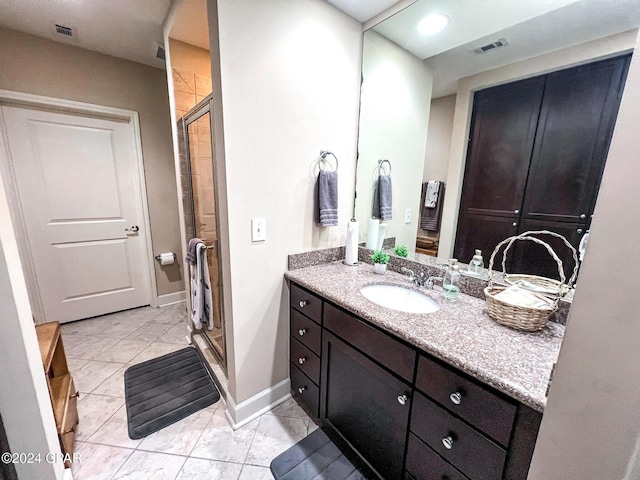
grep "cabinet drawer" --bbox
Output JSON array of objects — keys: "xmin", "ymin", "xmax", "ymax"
[
  {"xmin": 290, "ymin": 337, "xmax": 320, "ymax": 385},
  {"xmin": 323, "ymin": 303, "xmax": 416, "ymax": 382},
  {"xmin": 290, "ymin": 364, "xmax": 319, "ymax": 417},
  {"xmin": 406, "ymin": 433, "xmax": 469, "ymax": 480},
  {"xmin": 416, "ymin": 355, "xmax": 516, "ymax": 446},
  {"xmin": 411, "ymin": 392, "xmax": 506, "ymax": 480},
  {"xmin": 291, "ymin": 309, "xmax": 321, "ymax": 355},
  {"xmin": 291, "ymin": 284, "xmax": 322, "ymax": 324}
]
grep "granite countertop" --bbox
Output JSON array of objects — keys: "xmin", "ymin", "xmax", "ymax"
[{"xmin": 285, "ymin": 261, "xmax": 565, "ymax": 412}]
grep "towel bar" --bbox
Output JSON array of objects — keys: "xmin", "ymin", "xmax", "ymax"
[
  {"xmin": 319, "ymin": 150, "xmax": 338, "ymax": 171},
  {"xmin": 378, "ymin": 158, "xmax": 392, "ymax": 175}
]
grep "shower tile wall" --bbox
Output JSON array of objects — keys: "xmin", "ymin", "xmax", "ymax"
[{"xmin": 172, "ymin": 66, "xmax": 213, "ymax": 243}]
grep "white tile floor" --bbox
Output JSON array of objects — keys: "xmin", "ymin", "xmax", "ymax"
[{"xmin": 62, "ymin": 303, "xmax": 314, "ymax": 480}]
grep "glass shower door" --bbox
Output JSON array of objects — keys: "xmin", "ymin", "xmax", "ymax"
[{"xmin": 183, "ymin": 98, "xmax": 226, "ymax": 368}]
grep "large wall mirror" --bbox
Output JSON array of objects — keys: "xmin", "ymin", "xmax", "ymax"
[{"xmin": 355, "ymin": 0, "xmax": 640, "ymax": 278}]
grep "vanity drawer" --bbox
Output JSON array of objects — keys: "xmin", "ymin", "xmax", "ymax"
[
  {"xmin": 406, "ymin": 433, "xmax": 469, "ymax": 480},
  {"xmin": 290, "ymin": 337, "xmax": 320, "ymax": 385},
  {"xmin": 323, "ymin": 302, "xmax": 416, "ymax": 382},
  {"xmin": 291, "ymin": 284, "xmax": 322, "ymax": 324},
  {"xmin": 290, "ymin": 364, "xmax": 319, "ymax": 417},
  {"xmin": 291, "ymin": 309, "xmax": 321, "ymax": 355},
  {"xmin": 411, "ymin": 392, "xmax": 506, "ymax": 480},
  {"xmin": 416, "ymin": 355, "xmax": 517, "ymax": 446}
]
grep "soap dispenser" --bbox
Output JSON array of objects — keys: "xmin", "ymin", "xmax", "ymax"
[
  {"xmin": 468, "ymin": 249, "xmax": 484, "ymax": 276},
  {"xmin": 442, "ymin": 264, "xmax": 461, "ymax": 302}
]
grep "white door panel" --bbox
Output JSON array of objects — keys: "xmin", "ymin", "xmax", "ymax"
[{"xmin": 2, "ymin": 105, "xmax": 151, "ymax": 322}]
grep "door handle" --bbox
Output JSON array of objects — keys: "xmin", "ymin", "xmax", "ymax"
[{"xmin": 125, "ymin": 225, "xmax": 140, "ymax": 232}]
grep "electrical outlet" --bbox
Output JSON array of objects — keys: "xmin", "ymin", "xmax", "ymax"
[
  {"xmin": 251, "ymin": 218, "xmax": 266, "ymax": 242},
  {"xmin": 405, "ymin": 208, "xmax": 412, "ymax": 224}
]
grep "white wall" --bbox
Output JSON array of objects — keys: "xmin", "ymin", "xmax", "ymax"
[
  {"xmin": 210, "ymin": 0, "xmax": 362, "ymax": 415},
  {"xmin": 438, "ymin": 28, "xmax": 638, "ymax": 258},
  {"xmin": 529, "ymin": 27, "xmax": 640, "ymax": 479},
  {"xmin": 0, "ymin": 169, "xmax": 63, "ymax": 478},
  {"xmin": 419, "ymin": 94, "xmax": 456, "ymax": 240},
  {"xmin": 355, "ymin": 30, "xmax": 433, "ymax": 250}
]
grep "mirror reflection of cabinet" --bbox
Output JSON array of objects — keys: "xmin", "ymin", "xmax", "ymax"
[{"xmin": 455, "ymin": 54, "xmax": 631, "ymax": 278}]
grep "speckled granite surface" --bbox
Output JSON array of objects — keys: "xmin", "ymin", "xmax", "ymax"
[{"xmin": 285, "ymin": 261, "xmax": 565, "ymax": 412}]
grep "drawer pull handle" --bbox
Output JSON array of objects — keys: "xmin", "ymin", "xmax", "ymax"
[
  {"xmin": 298, "ymin": 329, "xmax": 306, "ymax": 336},
  {"xmin": 299, "ymin": 300, "xmax": 308, "ymax": 308},
  {"xmin": 397, "ymin": 394, "xmax": 408, "ymax": 406},
  {"xmin": 449, "ymin": 392, "xmax": 462, "ymax": 405},
  {"xmin": 298, "ymin": 386, "xmax": 306, "ymax": 394},
  {"xmin": 442, "ymin": 435, "xmax": 455, "ymax": 450},
  {"xmin": 70, "ymin": 391, "xmax": 80, "ymax": 399},
  {"xmin": 298, "ymin": 357, "xmax": 306, "ymax": 365}
]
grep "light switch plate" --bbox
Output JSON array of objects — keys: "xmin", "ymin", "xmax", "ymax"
[
  {"xmin": 404, "ymin": 208, "xmax": 412, "ymax": 224},
  {"xmin": 251, "ymin": 218, "xmax": 266, "ymax": 242}
]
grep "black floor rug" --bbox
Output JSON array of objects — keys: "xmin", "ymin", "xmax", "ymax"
[{"xmin": 124, "ymin": 347, "xmax": 219, "ymax": 439}]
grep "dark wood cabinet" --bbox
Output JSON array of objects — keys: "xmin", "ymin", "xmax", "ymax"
[
  {"xmin": 455, "ymin": 55, "xmax": 630, "ymax": 273},
  {"xmin": 321, "ymin": 331, "xmax": 411, "ymax": 480},
  {"xmin": 289, "ymin": 282, "xmax": 543, "ymax": 480}
]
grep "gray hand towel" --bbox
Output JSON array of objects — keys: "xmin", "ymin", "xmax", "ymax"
[
  {"xmin": 373, "ymin": 175, "xmax": 392, "ymax": 221},
  {"xmin": 317, "ymin": 170, "xmax": 338, "ymax": 227},
  {"xmin": 185, "ymin": 238, "xmax": 203, "ymax": 265},
  {"xmin": 420, "ymin": 181, "xmax": 445, "ymax": 232}
]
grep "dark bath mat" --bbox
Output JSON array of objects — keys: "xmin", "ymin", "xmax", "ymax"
[{"xmin": 124, "ymin": 347, "xmax": 219, "ymax": 439}]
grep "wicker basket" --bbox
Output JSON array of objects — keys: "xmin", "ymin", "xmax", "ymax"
[
  {"xmin": 501, "ymin": 230, "xmax": 578, "ymax": 296},
  {"xmin": 484, "ymin": 231, "xmax": 575, "ymax": 332}
]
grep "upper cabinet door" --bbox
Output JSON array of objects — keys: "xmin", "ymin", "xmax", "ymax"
[
  {"xmin": 521, "ymin": 55, "xmax": 630, "ymax": 223},
  {"xmin": 459, "ymin": 77, "xmax": 545, "ymax": 218}
]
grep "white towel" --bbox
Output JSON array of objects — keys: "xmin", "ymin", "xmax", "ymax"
[
  {"xmin": 189, "ymin": 242, "xmax": 214, "ymax": 330},
  {"xmin": 425, "ymin": 180, "xmax": 440, "ymax": 208}
]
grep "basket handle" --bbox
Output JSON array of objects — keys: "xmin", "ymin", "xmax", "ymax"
[
  {"xmin": 487, "ymin": 235, "xmax": 565, "ymax": 303},
  {"xmin": 502, "ymin": 230, "xmax": 579, "ymax": 288}
]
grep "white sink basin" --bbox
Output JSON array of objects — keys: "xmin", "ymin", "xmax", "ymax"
[{"xmin": 360, "ymin": 284, "xmax": 440, "ymax": 314}]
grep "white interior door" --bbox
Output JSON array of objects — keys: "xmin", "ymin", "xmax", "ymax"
[{"xmin": 1, "ymin": 104, "xmax": 151, "ymax": 323}]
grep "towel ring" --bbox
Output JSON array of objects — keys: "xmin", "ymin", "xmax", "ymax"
[
  {"xmin": 378, "ymin": 158, "xmax": 391, "ymax": 175},
  {"xmin": 319, "ymin": 150, "xmax": 338, "ymax": 172}
]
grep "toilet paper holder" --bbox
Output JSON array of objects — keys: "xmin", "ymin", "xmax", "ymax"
[{"xmin": 154, "ymin": 253, "xmax": 176, "ymax": 261}]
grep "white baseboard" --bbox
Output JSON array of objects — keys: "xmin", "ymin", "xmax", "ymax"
[
  {"xmin": 157, "ymin": 291, "xmax": 186, "ymax": 307},
  {"xmin": 224, "ymin": 378, "xmax": 291, "ymax": 430}
]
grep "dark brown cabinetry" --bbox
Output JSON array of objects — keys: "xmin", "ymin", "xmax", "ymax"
[
  {"xmin": 455, "ymin": 55, "xmax": 630, "ymax": 278},
  {"xmin": 289, "ymin": 282, "xmax": 542, "ymax": 480}
]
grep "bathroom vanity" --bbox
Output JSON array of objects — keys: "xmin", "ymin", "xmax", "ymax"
[{"xmin": 285, "ymin": 261, "xmax": 563, "ymax": 480}]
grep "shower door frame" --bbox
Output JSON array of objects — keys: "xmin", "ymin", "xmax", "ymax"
[{"xmin": 182, "ymin": 95, "xmax": 227, "ymax": 372}]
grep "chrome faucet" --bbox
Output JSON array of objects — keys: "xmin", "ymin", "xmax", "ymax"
[
  {"xmin": 425, "ymin": 276, "xmax": 443, "ymax": 290},
  {"xmin": 401, "ymin": 267, "xmax": 430, "ymax": 287}
]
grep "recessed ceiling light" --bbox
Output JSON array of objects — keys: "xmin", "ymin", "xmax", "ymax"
[{"xmin": 418, "ymin": 13, "xmax": 450, "ymax": 35}]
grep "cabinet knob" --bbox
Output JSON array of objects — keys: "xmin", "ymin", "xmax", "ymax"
[
  {"xmin": 70, "ymin": 391, "xmax": 80, "ymax": 399},
  {"xmin": 298, "ymin": 329, "xmax": 306, "ymax": 336},
  {"xmin": 512, "ymin": 222, "xmax": 517, "ymax": 227},
  {"xmin": 580, "ymin": 213, "xmax": 586, "ymax": 219},
  {"xmin": 514, "ymin": 209, "xmax": 520, "ymax": 214},
  {"xmin": 298, "ymin": 357, "xmax": 306, "ymax": 365},
  {"xmin": 442, "ymin": 435, "xmax": 455, "ymax": 450},
  {"xmin": 577, "ymin": 228, "xmax": 583, "ymax": 234},
  {"xmin": 298, "ymin": 386, "xmax": 306, "ymax": 394},
  {"xmin": 449, "ymin": 392, "xmax": 462, "ymax": 405},
  {"xmin": 299, "ymin": 300, "xmax": 308, "ymax": 308},
  {"xmin": 397, "ymin": 394, "xmax": 408, "ymax": 406}
]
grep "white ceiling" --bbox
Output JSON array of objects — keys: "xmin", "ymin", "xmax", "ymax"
[
  {"xmin": 0, "ymin": 0, "xmax": 171, "ymax": 68},
  {"xmin": 324, "ymin": 0, "xmax": 400, "ymax": 23}
]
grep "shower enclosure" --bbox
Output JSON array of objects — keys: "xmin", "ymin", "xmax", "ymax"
[{"xmin": 179, "ymin": 95, "xmax": 226, "ymax": 370}]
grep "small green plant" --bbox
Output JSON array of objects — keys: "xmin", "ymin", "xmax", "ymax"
[
  {"xmin": 394, "ymin": 245, "xmax": 409, "ymax": 257},
  {"xmin": 370, "ymin": 249, "xmax": 390, "ymax": 264}
]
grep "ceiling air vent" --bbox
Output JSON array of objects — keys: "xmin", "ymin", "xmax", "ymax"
[
  {"xmin": 471, "ymin": 38, "xmax": 509, "ymax": 55},
  {"xmin": 54, "ymin": 24, "xmax": 73, "ymax": 38}
]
